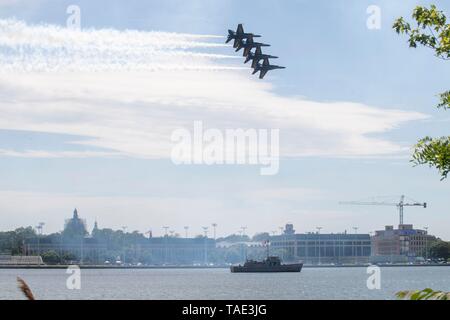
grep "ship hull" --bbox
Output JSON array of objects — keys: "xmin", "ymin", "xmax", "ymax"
[{"xmin": 230, "ymin": 263, "xmax": 302, "ymax": 273}]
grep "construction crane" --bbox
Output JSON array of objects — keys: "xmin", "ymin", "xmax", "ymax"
[{"xmin": 339, "ymin": 195, "xmax": 426, "ymax": 225}]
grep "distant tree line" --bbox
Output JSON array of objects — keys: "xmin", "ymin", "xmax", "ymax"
[
  {"xmin": 3, "ymin": 226, "xmax": 448, "ymax": 265},
  {"xmin": 0, "ymin": 227, "xmax": 36, "ymax": 255},
  {"xmin": 0, "ymin": 227, "xmax": 277, "ymax": 265}
]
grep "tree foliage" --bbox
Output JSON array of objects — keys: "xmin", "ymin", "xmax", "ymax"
[
  {"xmin": 41, "ymin": 250, "xmax": 60, "ymax": 264},
  {"xmin": 0, "ymin": 227, "xmax": 36, "ymax": 255},
  {"xmin": 429, "ymin": 240, "xmax": 450, "ymax": 260},
  {"xmin": 437, "ymin": 90, "xmax": 450, "ymax": 109},
  {"xmin": 216, "ymin": 234, "xmax": 250, "ymax": 243},
  {"xmin": 393, "ymin": 5, "xmax": 450, "ymax": 180},
  {"xmin": 397, "ymin": 288, "xmax": 450, "ymax": 300},
  {"xmin": 393, "ymin": 5, "xmax": 450, "ymax": 61},
  {"xmin": 252, "ymin": 232, "xmax": 270, "ymax": 242},
  {"xmin": 412, "ymin": 136, "xmax": 450, "ymax": 180}
]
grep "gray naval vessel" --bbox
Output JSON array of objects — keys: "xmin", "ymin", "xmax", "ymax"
[{"xmin": 230, "ymin": 256, "xmax": 302, "ymax": 273}]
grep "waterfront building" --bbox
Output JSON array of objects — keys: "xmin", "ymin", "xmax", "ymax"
[
  {"xmin": 216, "ymin": 240, "xmax": 265, "ymax": 263},
  {"xmin": 370, "ymin": 224, "xmax": 437, "ymax": 263},
  {"xmin": 0, "ymin": 255, "xmax": 43, "ymax": 265},
  {"xmin": 24, "ymin": 209, "xmax": 106, "ymax": 263},
  {"xmin": 140, "ymin": 236, "xmax": 216, "ymax": 265},
  {"xmin": 63, "ymin": 208, "xmax": 88, "ymax": 238},
  {"xmin": 269, "ymin": 224, "xmax": 372, "ymax": 264},
  {"xmin": 24, "ymin": 208, "xmax": 216, "ymax": 265}
]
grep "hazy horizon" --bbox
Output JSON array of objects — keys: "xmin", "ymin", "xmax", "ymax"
[{"xmin": 0, "ymin": 0, "xmax": 449, "ymax": 239}]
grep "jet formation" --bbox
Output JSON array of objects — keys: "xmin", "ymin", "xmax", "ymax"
[{"xmin": 226, "ymin": 24, "xmax": 285, "ymax": 79}]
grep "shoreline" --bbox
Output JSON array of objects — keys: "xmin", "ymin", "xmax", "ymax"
[{"xmin": 0, "ymin": 263, "xmax": 449, "ymax": 269}]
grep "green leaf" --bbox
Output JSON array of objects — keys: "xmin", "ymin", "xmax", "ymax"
[{"xmin": 396, "ymin": 289, "xmax": 450, "ymax": 300}]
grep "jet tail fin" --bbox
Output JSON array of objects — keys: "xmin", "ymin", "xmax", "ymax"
[
  {"xmin": 235, "ymin": 40, "xmax": 244, "ymax": 52},
  {"xmin": 225, "ymin": 30, "xmax": 234, "ymax": 44},
  {"xmin": 259, "ymin": 69, "xmax": 268, "ymax": 79},
  {"xmin": 237, "ymin": 24, "xmax": 244, "ymax": 34}
]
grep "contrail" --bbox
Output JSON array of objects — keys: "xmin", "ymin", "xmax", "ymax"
[
  {"xmin": 0, "ymin": 19, "xmax": 226, "ymax": 49},
  {"xmin": 0, "ymin": 19, "xmax": 241, "ymax": 72}
]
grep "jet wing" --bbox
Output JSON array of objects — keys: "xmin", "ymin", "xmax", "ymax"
[
  {"xmin": 236, "ymin": 24, "xmax": 244, "ymax": 35},
  {"xmin": 243, "ymin": 46, "xmax": 252, "ymax": 57},
  {"xmin": 251, "ymin": 58, "xmax": 260, "ymax": 68},
  {"xmin": 259, "ymin": 69, "xmax": 269, "ymax": 79},
  {"xmin": 235, "ymin": 39, "xmax": 245, "ymax": 52}
]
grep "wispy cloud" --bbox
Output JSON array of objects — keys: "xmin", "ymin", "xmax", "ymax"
[
  {"xmin": 0, "ymin": 149, "xmax": 121, "ymax": 158},
  {"xmin": 0, "ymin": 19, "xmax": 428, "ymax": 160}
]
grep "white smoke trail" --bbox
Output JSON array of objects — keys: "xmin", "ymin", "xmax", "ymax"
[
  {"xmin": 0, "ymin": 19, "xmax": 244, "ymax": 72},
  {"xmin": 0, "ymin": 18, "xmax": 429, "ymax": 162},
  {"xmin": 0, "ymin": 19, "xmax": 225, "ymax": 49}
]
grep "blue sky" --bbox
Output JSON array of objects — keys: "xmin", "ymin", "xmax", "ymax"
[{"xmin": 0, "ymin": 0, "xmax": 448, "ymax": 238}]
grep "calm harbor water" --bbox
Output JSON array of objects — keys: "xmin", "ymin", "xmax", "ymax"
[{"xmin": 1, "ymin": 267, "xmax": 449, "ymax": 300}]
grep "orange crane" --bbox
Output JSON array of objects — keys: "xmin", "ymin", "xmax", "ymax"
[{"xmin": 340, "ymin": 195, "xmax": 427, "ymax": 225}]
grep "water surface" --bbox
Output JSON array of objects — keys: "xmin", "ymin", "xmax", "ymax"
[{"xmin": 1, "ymin": 267, "xmax": 449, "ymax": 300}]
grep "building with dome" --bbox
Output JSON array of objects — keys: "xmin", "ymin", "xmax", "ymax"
[
  {"xmin": 63, "ymin": 208, "xmax": 88, "ymax": 238},
  {"xmin": 24, "ymin": 208, "xmax": 106, "ymax": 263}
]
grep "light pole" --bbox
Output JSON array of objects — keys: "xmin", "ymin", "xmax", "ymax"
[
  {"xmin": 270, "ymin": 230, "xmax": 277, "ymax": 257},
  {"xmin": 278, "ymin": 227, "xmax": 285, "ymax": 260},
  {"xmin": 368, "ymin": 231, "xmax": 374, "ymax": 265},
  {"xmin": 353, "ymin": 226, "xmax": 358, "ymax": 264},
  {"xmin": 337, "ymin": 232, "xmax": 340, "ymax": 265},
  {"xmin": 212, "ymin": 223, "xmax": 217, "ymax": 240},
  {"xmin": 35, "ymin": 222, "xmax": 45, "ymax": 265},
  {"xmin": 162, "ymin": 226, "xmax": 169, "ymax": 264},
  {"xmin": 237, "ymin": 229, "xmax": 245, "ymax": 261},
  {"xmin": 241, "ymin": 226, "xmax": 248, "ymax": 260},
  {"xmin": 121, "ymin": 226, "xmax": 127, "ymax": 265},
  {"xmin": 424, "ymin": 226, "xmax": 428, "ymax": 262},
  {"xmin": 316, "ymin": 227, "xmax": 322, "ymax": 265},
  {"xmin": 202, "ymin": 227, "xmax": 208, "ymax": 265},
  {"xmin": 305, "ymin": 232, "xmax": 309, "ymax": 265},
  {"xmin": 80, "ymin": 234, "xmax": 84, "ymax": 265}
]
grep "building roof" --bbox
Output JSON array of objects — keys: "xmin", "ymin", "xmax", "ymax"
[{"xmin": 271, "ymin": 233, "xmax": 371, "ymax": 241}]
